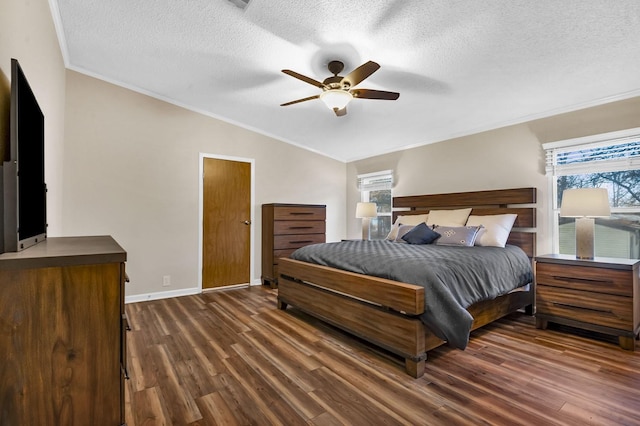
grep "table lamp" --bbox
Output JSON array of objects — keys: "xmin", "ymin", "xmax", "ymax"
[
  {"xmin": 560, "ymin": 188, "xmax": 611, "ymax": 259},
  {"xmin": 356, "ymin": 202, "xmax": 377, "ymax": 240}
]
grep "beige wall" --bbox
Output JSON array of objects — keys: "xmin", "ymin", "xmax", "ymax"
[
  {"xmin": 0, "ymin": 0, "xmax": 66, "ymax": 236},
  {"xmin": 347, "ymin": 96, "xmax": 640, "ymax": 255},
  {"xmin": 5, "ymin": 0, "xmax": 640, "ymax": 299},
  {"xmin": 63, "ymin": 71, "xmax": 346, "ymax": 300}
]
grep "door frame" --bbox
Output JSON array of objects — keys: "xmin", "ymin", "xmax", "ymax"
[{"xmin": 198, "ymin": 153, "xmax": 256, "ymax": 292}]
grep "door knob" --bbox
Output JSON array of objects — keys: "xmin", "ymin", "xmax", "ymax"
[{"xmin": 243, "ymin": 220, "xmax": 251, "ymax": 225}]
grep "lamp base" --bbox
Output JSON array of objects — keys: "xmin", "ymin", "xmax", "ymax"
[
  {"xmin": 575, "ymin": 217, "xmax": 595, "ymax": 260},
  {"xmin": 361, "ymin": 217, "xmax": 371, "ymax": 241}
]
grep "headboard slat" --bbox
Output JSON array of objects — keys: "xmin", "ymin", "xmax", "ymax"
[{"xmin": 393, "ymin": 187, "xmax": 536, "ymax": 209}]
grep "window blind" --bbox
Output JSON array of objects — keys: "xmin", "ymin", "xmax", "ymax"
[
  {"xmin": 357, "ymin": 170, "xmax": 393, "ymax": 191},
  {"xmin": 544, "ymin": 130, "xmax": 640, "ymax": 176}
]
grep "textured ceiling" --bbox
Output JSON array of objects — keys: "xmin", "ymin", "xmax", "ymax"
[{"xmin": 52, "ymin": 0, "xmax": 640, "ymax": 162}]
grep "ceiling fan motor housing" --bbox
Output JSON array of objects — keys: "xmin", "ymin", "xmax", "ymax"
[{"xmin": 323, "ymin": 76, "xmax": 347, "ymax": 90}]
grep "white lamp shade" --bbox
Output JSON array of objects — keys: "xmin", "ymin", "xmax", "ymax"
[
  {"xmin": 355, "ymin": 202, "xmax": 377, "ymax": 218},
  {"xmin": 560, "ymin": 188, "xmax": 611, "ymax": 218},
  {"xmin": 320, "ymin": 89, "xmax": 353, "ymax": 110}
]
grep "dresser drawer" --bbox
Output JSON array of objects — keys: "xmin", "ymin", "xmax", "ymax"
[
  {"xmin": 537, "ymin": 285, "xmax": 632, "ymax": 330},
  {"xmin": 273, "ymin": 233, "xmax": 325, "ymax": 250},
  {"xmin": 536, "ymin": 262, "xmax": 632, "ymax": 297},
  {"xmin": 273, "ymin": 206, "xmax": 326, "ymax": 221},
  {"xmin": 273, "ymin": 249, "xmax": 297, "ymax": 264},
  {"xmin": 274, "ymin": 220, "xmax": 325, "ymax": 235}
]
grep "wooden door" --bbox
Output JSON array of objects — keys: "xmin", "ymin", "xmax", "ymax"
[{"xmin": 202, "ymin": 157, "xmax": 251, "ymax": 289}]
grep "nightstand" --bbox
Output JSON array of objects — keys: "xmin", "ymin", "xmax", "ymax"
[{"xmin": 535, "ymin": 254, "xmax": 640, "ymax": 350}]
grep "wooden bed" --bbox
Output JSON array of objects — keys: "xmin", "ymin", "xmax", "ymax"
[{"xmin": 277, "ymin": 187, "xmax": 537, "ymax": 378}]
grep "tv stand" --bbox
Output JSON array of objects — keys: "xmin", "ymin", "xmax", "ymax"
[{"xmin": 0, "ymin": 236, "xmax": 127, "ymax": 425}]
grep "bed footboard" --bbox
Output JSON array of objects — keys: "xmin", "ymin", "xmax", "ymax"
[
  {"xmin": 277, "ymin": 257, "xmax": 534, "ymax": 378},
  {"xmin": 278, "ymin": 258, "xmax": 428, "ymax": 377}
]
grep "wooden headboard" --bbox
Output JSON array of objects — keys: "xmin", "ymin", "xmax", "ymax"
[{"xmin": 392, "ymin": 187, "xmax": 537, "ymax": 257}]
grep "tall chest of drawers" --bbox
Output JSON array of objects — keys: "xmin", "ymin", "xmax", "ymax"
[
  {"xmin": 535, "ymin": 254, "xmax": 640, "ymax": 350},
  {"xmin": 262, "ymin": 203, "xmax": 326, "ymax": 287}
]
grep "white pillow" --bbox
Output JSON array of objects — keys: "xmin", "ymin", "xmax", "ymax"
[
  {"xmin": 465, "ymin": 214, "xmax": 517, "ymax": 247},
  {"xmin": 386, "ymin": 214, "xmax": 429, "ymax": 240},
  {"xmin": 426, "ymin": 208, "xmax": 472, "ymax": 227}
]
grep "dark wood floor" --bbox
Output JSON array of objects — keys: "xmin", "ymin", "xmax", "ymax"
[{"xmin": 124, "ymin": 286, "xmax": 640, "ymax": 426}]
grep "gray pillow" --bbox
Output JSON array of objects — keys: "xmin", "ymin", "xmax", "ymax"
[
  {"xmin": 434, "ymin": 225, "xmax": 482, "ymax": 247},
  {"xmin": 402, "ymin": 223, "xmax": 441, "ymax": 245},
  {"xmin": 394, "ymin": 224, "xmax": 415, "ymax": 242}
]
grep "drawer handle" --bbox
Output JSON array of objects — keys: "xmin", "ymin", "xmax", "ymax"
[
  {"xmin": 289, "ymin": 212, "xmax": 314, "ymax": 215},
  {"xmin": 290, "ymin": 240, "xmax": 314, "ymax": 244},
  {"xmin": 288, "ymin": 226, "xmax": 313, "ymax": 229},
  {"xmin": 552, "ymin": 301, "xmax": 613, "ymax": 314},
  {"xmin": 122, "ymin": 313, "xmax": 131, "ymax": 331},
  {"xmin": 552, "ymin": 275, "xmax": 613, "ymax": 285}
]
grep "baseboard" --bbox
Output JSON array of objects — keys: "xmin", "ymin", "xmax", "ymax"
[
  {"xmin": 125, "ymin": 287, "xmax": 201, "ymax": 304},
  {"xmin": 125, "ymin": 278, "xmax": 264, "ymax": 304}
]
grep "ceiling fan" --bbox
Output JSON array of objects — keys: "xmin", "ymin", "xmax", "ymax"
[{"xmin": 280, "ymin": 60, "xmax": 400, "ymax": 117}]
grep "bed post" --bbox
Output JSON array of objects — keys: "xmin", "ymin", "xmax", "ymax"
[
  {"xmin": 406, "ymin": 356, "xmax": 426, "ymax": 378},
  {"xmin": 277, "ymin": 297, "xmax": 287, "ymax": 310}
]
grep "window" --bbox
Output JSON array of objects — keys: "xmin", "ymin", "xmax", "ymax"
[
  {"xmin": 544, "ymin": 128, "xmax": 640, "ymax": 259},
  {"xmin": 357, "ymin": 170, "xmax": 393, "ymax": 240}
]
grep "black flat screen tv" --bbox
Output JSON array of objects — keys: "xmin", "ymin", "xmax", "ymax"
[{"xmin": 2, "ymin": 58, "xmax": 47, "ymax": 252}]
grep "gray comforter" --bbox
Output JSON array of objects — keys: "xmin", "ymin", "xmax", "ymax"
[{"xmin": 290, "ymin": 240, "xmax": 533, "ymax": 349}]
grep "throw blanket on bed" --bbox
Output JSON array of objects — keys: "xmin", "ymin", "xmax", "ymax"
[{"xmin": 290, "ymin": 240, "xmax": 533, "ymax": 350}]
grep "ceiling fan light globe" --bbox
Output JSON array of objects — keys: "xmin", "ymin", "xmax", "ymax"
[{"xmin": 320, "ymin": 89, "xmax": 353, "ymax": 110}]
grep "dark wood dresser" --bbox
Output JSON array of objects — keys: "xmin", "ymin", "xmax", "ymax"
[
  {"xmin": 0, "ymin": 236, "xmax": 128, "ymax": 425},
  {"xmin": 262, "ymin": 204, "xmax": 326, "ymax": 287},
  {"xmin": 535, "ymin": 254, "xmax": 639, "ymax": 350}
]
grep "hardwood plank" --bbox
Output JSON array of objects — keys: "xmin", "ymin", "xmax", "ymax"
[
  {"xmin": 147, "ymin": 343, "xmax": 203, "ymax": 424},
  {"xmin": 309, "ymin": 411, "xmax": 344, "ymax": 426},
  {"xmin": 308, "ymin": 367, "xmax": 407, "ymax": 426},
  {"xmin": 252, "ymin": 308, "xmax": 323, "ymax": 357},
  {"xmin": 165, "ymin": 333, "xmax": 221, "ymax": 399},
  {"xmin": 125, "ymin": 287, "xmax": 640, "ymax": 425},
  {"xmin": 195, "ymin": 392, "xmax": 245, "ymax": 426},
  {"xmin": 222, "ymin": 354, "xmax": 308, "ymax": 425},
  {"xmin": 310, "ymin": 343, "xmax": 446, "ymax": 423},
  {"xmin": 131, "ymin": 386, "xmax": 171, "ymax": 426},
  {"xmin": 230, "ymin": 339, "xmax": 326, "ymax": 419},
  {"xmin": 236, "ymin": 321, "xmax": 323, "ymax": 392}
]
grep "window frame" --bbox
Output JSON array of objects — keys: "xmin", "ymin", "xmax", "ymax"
[
  {"xmin": 543, "ymin": 127, "xmax": 640, "ymax": 256},
  {"xmin": 357, "ymin": 170, "xmax": 393, "ymax": 240}
]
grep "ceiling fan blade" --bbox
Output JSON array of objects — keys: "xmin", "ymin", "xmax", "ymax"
[
  {"xmin": 280, "ymin": 94, "xmax": 320, "ymax": 106},
  {"xmin": 342, "ymin": 61, "xmax": 380, "ymax": 87},
  {"xmin": 281, "ymin": 70, "xmax": 326, "ymax": 89},
  {"xmin": 334, "ymin": 107, "xmax": 347, "ymax": 117},
  {"xmin": 351, "ymin": 89, "xmax": 400, "ymax": 100}
]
